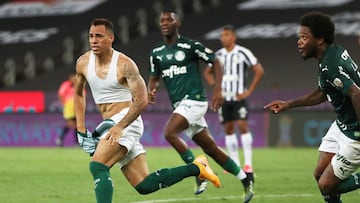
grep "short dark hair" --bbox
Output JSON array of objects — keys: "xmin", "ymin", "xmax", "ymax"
[
  {"xmin": 222, "ymin": 25, "xmax": 236, "ymax": 33},
  {"xmin": 300, "ymin": 11, "xmax": 334, "ymax": 44},
  {"xmin": 162, "ymin": 5, "xmax": 176, "ymax": 14},
  {"xmin": 161, "ymin": 11, "xmax": 181, "ymax": 21},
  {"xmin": 91, "ymin": 18, "xmax": 114, "ymax": 34}
]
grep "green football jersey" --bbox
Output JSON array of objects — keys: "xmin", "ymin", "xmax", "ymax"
[
  {"xmin": 149, "ymin": 36, "xmax": 216, "ymax": 107},
  {"xmin": 318, "ymin": 44, "xmax": 360, "ymax": 140}
]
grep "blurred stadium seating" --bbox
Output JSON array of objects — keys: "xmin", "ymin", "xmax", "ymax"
[
  {"xmin": 0, "ymin": 0, "xmax": 221, "ymax": 90},
  {"xmin": 0, "ymin": 0, "xmax": 359, "ymax": 110},
  {"xmin": 1, "ymin": 0, "xmax": 359, "ymax": 147}
]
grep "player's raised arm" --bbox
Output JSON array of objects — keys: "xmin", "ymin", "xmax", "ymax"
[{"xmin": 264, "ymin": 88, "xmax": 327, "ymax": 113}]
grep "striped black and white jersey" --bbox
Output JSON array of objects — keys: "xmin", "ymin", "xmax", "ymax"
[{"xmin": 215, "ymin": 44, "xmax": 258, "ymax": 101}]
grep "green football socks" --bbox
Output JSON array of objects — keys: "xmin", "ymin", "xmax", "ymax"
[
  {"xmin": 221, "ymin": 157, "xmax": 241, "ymax": 175},
  {"xmin": 322, "ymin": 173, "xmax": 360, "ymax": 203},
  {"xmin": 180, "ymin": 149, "xmax": 195, "ymax": 164},
  {"xmin": 135, "ymin": 164, "xmax": 199, "ymax": 194},
  {"xmin": 336, "ymin": 173, "xmax": 360, "ymax": 193},
  {"xmin": 323, "ymin": 194, "xmax": 341, "ymax": 203},
  {"xmin": 89, "ymin": 161, "xmax": 113, "ymax": 203}
]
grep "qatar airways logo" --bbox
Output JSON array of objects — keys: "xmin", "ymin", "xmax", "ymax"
[{"xmin": 162, "ymin": 65, "xmax": 187, "ymax": 78}]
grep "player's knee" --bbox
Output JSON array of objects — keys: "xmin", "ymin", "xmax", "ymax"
[
  {"xmin": 163, "ymin": 131, "xmax": 177, "ymax": 141},
  {"xmin": 318, "ymin": 178, "xmax": 336, "ymax": 195},
  {"xmin": 314, "ymin": 169, "xmax": 322, "ymax": 181},
  {"xmin": 163, "ymin": 132, "xmax": 171, "ymax": 140},
  {"xmin": 224, "ymin": 128, "xmax": 235, "ymax": 134}
]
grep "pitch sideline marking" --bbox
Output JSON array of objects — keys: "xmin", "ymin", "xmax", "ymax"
[{"xmin": 129, "ymin": 193, "xmax": 315, "ymax": 203}]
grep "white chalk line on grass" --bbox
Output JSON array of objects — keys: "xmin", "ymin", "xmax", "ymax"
[{"xmin": 129, "ymin": 193, "xmax": 315, "ymax": 203}]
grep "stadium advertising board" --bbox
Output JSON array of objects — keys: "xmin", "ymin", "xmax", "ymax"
[
  {"xmin": 267, "ymin": 111, "xmax": 336, "ymax": 147},
  {"xmin": 0, "ymin": 112, "xmax": 266, "ymax": 147},
  {"xmin": 0, "ymin": 91, "xmax": 44, "ymax": 113},
  {"xmin": 0, "ymin": 114, "xmax": 102, "ymax": 147},
  {"xmin": 142, "ymin": 112, "xmax": 266, "ymax": 148}
]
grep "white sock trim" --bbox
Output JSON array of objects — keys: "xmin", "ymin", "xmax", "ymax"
[
  {"xmin": 225, "ymin": 134, "xmax": 240, "ymax": 166},
  {"xmin": 237, "ymin": 168, "xmax": 247, "ymax": 180}
]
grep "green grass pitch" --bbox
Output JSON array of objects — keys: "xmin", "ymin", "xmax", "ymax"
[{"xmin": 0, "ymin": 147, "xmax": 359, "ymax": 203}]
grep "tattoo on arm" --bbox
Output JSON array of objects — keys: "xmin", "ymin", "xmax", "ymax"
[{"xmin": 117, "ymin": 61, "xmax": 148, "ymax": 129}]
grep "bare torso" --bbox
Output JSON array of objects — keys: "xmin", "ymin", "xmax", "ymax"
[{"xmin": 97, "ymin": 101, "xmax": 131, "ymax": 119}]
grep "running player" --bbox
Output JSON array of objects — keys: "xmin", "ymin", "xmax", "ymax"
[
  {"xmin": 74, "ymin": 18, "xmax": 220, "ymax": 203},
  {"xmin": 264, "ymin": 11, "xmax": 360, "ymax": 203},
  {"xmin": 204, "ymin": 25, "xmax": 264, "ymax": 181},
  {"xmin": 147, "ymin": 10, "xmax": 254, "ymax": 203}
]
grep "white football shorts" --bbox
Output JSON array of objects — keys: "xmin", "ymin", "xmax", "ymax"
[
  {"xmin": 100, "ymin": 107, "xmax": 146, "ymax": 168},
  {"xmin": 319, "ymin": 121, "xmax": 360, "ymax": 180},
  {"xmin": 173, "ymin": 99, "xmax": 208, "ymax": 138}
]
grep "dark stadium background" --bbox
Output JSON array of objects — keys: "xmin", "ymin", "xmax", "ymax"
[{"xmin": 0, "ymin": 0, "xmax": 359, "ymax": 147}]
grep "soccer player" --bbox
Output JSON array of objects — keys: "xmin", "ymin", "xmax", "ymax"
[
  {"xmin": 204, "ymin": 25, "xmax": 264, "ymax": 181},
  {"xmin": 74, "ymin": 18, "xmax": 220, "ymax": 203},
  {"xmin": 56, "ymin": 73, "xmax": 77, "ymax": 147},
  {"xmin": 264, "ymin": 11, "xmax": 360, "ymax": 203},
  {"xmin": 147, "ymin": 11, "xmax": 254, "ymax": 202}
]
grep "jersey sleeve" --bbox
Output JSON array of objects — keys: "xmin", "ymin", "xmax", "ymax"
[
  {"xmin": 193, "ymin": 41, "xmax": 216, "ymax": 64},
  {"xmin": 240, "ymin": 47, "xmax": 258, "ymax": 67},
  {"xmin": 149, "ymin": 51, "xmax": 160, "ymax": 77}
]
